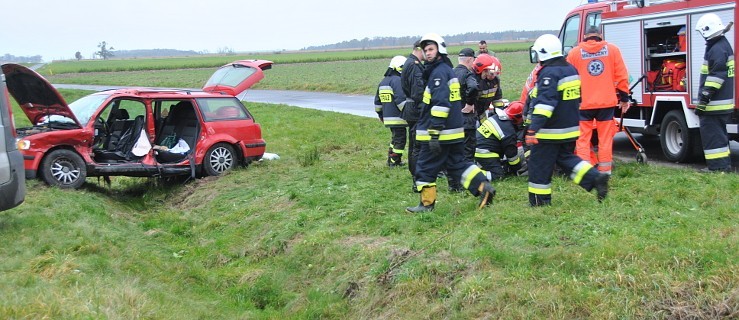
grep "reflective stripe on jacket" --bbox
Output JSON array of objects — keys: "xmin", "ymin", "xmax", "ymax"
[{"xmin": 374, "ymin": 72, "xmax": 408, "ymax": 127}]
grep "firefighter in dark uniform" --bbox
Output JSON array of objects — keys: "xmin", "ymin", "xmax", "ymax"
[
  {"xmin": 695, "ymin": 13, "xmax": 734, "ymax": 172},
  {"xmin": 375, "ymin": 56, "xmax": 409, "ymax": 167},
  {"xmin": 401, "ymin": 41, "xmax": 427, "ymax": 189},
  {"xmin": 406, "ymin": 33, "xmax": 496, "ymax": 213},
  {"xmin": 476, "ymin": 101, "xmax": 525, "ymax": 181},
  {"xmin": 454, "ymin": 47, "xmax": 480, "ymax": 163},
  {"xmin": 474, "ymin": 54, "xmax": 505, "ymax": 120},
  {"xmin": 526, "ymin": 34, "xmax": 609, "ymax": 206}
]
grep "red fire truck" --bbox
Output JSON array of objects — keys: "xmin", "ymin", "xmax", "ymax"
[{"xmin": 556, "ymin": 0, "xmax": 736, "ymax": 162}]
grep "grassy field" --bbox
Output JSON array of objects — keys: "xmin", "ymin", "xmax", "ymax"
[
  {"xmin": 47, "ymin": 51, "xmax": 535, "ymax": 100},
  {"xmin": 38, "ymin": 43, "xmax": 532, "ymax": 75},
  {"xmin": 1, "ymin": 92, "xmax": 738, "ymax": 318}
]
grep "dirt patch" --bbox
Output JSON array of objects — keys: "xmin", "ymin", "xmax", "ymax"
[{"xmin": 649, "ymin": 283, "xmax": 738, "ymax": 319}]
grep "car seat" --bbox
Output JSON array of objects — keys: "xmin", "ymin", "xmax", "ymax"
[
  {"xmin": 105, "ymin": 109, "xmax": 133, "ymax": 151},
  {"xmin": 155, "ymin": 102, "xmax": 199, "ymax": 163},
  {"xmin": 95, "ymin": 115, "xmax": 146, "ymax": 162}
]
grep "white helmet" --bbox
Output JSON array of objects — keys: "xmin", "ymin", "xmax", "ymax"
[
  {"xmin": 419, "ymin": 33, "xmax": 448, "ymax": 55},
  {"xmin": 695, "ymin": 13, "xmax": 726, "ymax": 40},
  {"xmin": 389, "ymin": 55, "xmax": 406, "ymax": 73},
  {"xmin": 532, "ymin": 34, "xmax": 563, "ymax": 62}
]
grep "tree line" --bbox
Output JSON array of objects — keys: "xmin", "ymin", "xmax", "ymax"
[{"xmin": 303, "ymin": 30, "xmax": 557, "ymax": 50}]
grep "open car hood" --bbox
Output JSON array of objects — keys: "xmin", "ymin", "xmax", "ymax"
[
  {"xmin": 202, "ymin": 60, "xmax": 273, "ymax": 96},
  {"xmin": 1, "ymin": 63, "xmax": 80, "ymax": 127}
]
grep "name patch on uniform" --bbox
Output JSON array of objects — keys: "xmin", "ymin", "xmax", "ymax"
[
  {"xmin": 581, "ymin": 46, "xmax": 609, "ymax": 59},
  {"xmin": 588, "ymin": 59, "xmax": 605, "ymax": 76},
  {"xmin": 380, "ymin": 93, "xmax": 392, "ymax": 103}
]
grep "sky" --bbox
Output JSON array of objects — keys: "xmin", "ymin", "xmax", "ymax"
[{"xmin": 1, "ymin": 0, "xmax": 587, "ymax": 61}]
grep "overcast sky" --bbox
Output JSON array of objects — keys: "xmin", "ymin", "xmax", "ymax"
[{"xmin": 1, "ymin": 0, "xmax": 587, "ymax": 61}]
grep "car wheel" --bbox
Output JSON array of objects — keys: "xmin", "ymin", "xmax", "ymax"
[
  {"xmin": 659, "ymin": 110, "xmax": 701, "ymax": 162},
  {"xmin": 204, "ymin": 143, "xmax": 235, "ymax": 176},
  {"xmin": 41, "ymin": 149, "xmax": 87, "ymax": 189}
]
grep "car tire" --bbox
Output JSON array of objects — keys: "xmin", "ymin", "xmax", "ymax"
[
  {"xmin": 659, "ymin": 110, "xmax": 701, "ymax": 162},
  {"xmin": 40, "ymin": 149, "xmax": 87, "ymax": 189},
  {"xmin": 203, "ymin": 143, "xmax": 235, "ymax": 176}
]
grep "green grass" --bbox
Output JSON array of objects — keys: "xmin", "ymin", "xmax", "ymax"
[
  {"xmin": 2, "ymin": 97, "xmax": 737, "ymax": 318},
  {"xmin": 47, "ymin": 51, "xmax": 536, "ymax": 99},
  {"xmin": 38, "ymin": 43, "xmax": 532, "ymax": 75}
]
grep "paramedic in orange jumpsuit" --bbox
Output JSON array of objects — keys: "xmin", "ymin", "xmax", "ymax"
[{"xmin": 566, "ymin": 26, "xmax": 630, "ymax": 174}]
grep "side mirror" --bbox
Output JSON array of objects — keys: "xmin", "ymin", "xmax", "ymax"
[{"xmin": 529, "ymin": 46, "xmax": 538, "ymax": 63}]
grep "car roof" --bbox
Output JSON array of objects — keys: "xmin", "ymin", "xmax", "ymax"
[{"xmin": 102, "ymin": 88, "xmax": 239, "ymax": 99}]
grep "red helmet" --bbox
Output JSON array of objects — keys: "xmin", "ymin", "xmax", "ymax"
[
  {"xmin": 505, "ymin": 101, "xmax": 524, "ymax": 125},
  {"xmin": 486, "ymin": 56, "xmax": 502, "ymax": 77},
  {"xmin": 473, "ymin": 54, "xmax": 494, "ymax": 74}
]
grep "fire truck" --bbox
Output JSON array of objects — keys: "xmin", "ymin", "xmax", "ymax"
[{"xmin": 556, "ymin": 0, "xmax": 736, "ymax": 162}]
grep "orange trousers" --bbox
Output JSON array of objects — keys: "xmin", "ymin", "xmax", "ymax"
[{"xmin": 576, "ymin": 119, "xmax": 618, "ymax": 174}]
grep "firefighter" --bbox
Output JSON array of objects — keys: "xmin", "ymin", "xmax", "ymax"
[
  {"xmin": 454, "ymin": 48, "xmax": 480, "ymax": 163},
  {"xmin": 374, "ymin": 56, "xmax": 408, "ymax": 167},
  {"xmin": 566, "ymin": 25, "xmax": 630, "ymax": 175},
  {"xmin": 695, "ymin": 13, "xmax": 734, "ymax": 172},
  {"xmin": 474, "ymin": 54, "xmax": 505, "ymax": 121},
  {"xmin": 527, "ymin": 34, "xmax": 609, "ymax": 206},
  {"xmin": 476, "ymin": 101, "xmax": 525, "ymax": 181},
  {"xmin": 406, "ymin": 33, "xmax": 496, "ymax": 213},
  {"xmin": 401, "ymin": 40, "xmax": 426, "ymax": 190}
]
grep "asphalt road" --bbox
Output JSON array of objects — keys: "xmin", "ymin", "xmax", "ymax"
[{"xmin": 53, "ymin": 84, "xmax": 738, "ymax": 171}]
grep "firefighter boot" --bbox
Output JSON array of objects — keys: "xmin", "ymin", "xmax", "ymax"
[
  {"xmin": 477, "ymin": 182, "xmax": 496, "ymax": 209},
  {"xmin": 406, "ymin": 186, "xmax": 436, "ymax": 213},
  {"xmin": 594, "ymin": 173, "xmax": 609, "ymax": 202},
  {"xmin": 388, "ymin": 153, "xmax": 403, "ymax": 167}
]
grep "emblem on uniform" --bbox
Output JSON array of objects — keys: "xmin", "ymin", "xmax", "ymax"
[
  {"xmin": 542, "ymin": 78, "xmax": 551, "ymax": 86},
  {"xmin": 434, "ymin": 79, "xmax": 440, "ymax": 86},
  {"xmin": 588, "ymin": 59, "xmax": 605, "ymax": 76}
]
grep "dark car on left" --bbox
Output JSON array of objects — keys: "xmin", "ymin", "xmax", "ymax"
[{"xmin": 0, "ymin": 72, "xmax": 25, "ymax": 210}]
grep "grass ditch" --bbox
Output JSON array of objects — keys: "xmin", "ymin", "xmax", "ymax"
[{"xmin": 2, "ymin": 100, "xmax": 737, "ymax": 318}]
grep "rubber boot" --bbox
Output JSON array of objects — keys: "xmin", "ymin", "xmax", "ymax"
[
  {"xmin": 406, "ymin": 186, "xmax": 436, "ymax": 213},
  {"xmin": 388, "ymin": 153, "xmax": 403, "ymax": 167},
  {"xmin": 594, "ymin": 173, "xmax": 609, "ymax": 202},
  {"xmin": 477, "ymin": 182, "xmax": 496, "ymax": 209},
  {"xmin": 447, "ymin": 174, "xmax": 463, "ymax": 192}
]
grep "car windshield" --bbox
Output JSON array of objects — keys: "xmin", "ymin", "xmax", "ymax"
[{"xmin": 69, "ymin": 93, "xmax": 110, "ymax": 125}]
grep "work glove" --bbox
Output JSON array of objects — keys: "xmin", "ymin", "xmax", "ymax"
[
  {"xmin": 429, "ymin": 134, "xmax": 442, "ymax": 157},
  {"xmin": 525, "ymin": 130, "xmax": 538, "ymax": 146}
]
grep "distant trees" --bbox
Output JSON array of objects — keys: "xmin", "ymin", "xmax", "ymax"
[
  {"xmin": 1, "ymin": 53, "xmax": 42, "ymax": 63},
  {"xmin": 96, "ymin": 41, "xmax": 115, "ymax": 60},
  {"xmin": 75, "ymin": 51, "xmax": 82, "ymax": 60}
]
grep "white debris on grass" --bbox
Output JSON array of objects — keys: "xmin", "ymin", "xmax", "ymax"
[{"xmin": 261, "ymin": 153, "xmax": 280, "ymax": 161}]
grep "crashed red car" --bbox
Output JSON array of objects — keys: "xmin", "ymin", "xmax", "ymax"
[{"xmin": 1, "ymin": 60, "xmax": 272, "ymax": 189}]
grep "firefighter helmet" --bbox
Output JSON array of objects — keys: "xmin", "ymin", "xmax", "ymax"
[
  {"xmin": 695, "ymin": 13, "xmax": 726, "ymax": 40},
  {"xmin": 504, "ymin": 101, "xmax": 524, "ymax": 125},
  {"xmin": 486, "ymin": 56, "xmax": 502, "ymax": 77},
  {"xmin": 389, "ymin": 55, "xmax": 406, "ymax": 73},
  {"xmin": 420, "ymin": 33, "xmax": 448, "ymax": 55},
  {"xmin": 473, "ymin": 54, "xmax": 494, "ymax": 74},
  {"xmin": 532, "ymin": 34, "xmax": 563, "ymax": 62}
]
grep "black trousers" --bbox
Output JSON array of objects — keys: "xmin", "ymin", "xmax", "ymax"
[
  {"xmin": 415, "ymin": 142, "xmax": 487, "ymax": 196},
  {"xmin": 698, "ymin": 114, "xmax": 731, "ymax": 170},
  {"xmin": 527, "ymin": 141, "xmax": 601, "ymax": 206}
]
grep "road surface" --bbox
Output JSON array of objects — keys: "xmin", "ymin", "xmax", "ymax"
[{"xmin": 53, "ymin": 84, "xmax": 738, "ymax": 171}]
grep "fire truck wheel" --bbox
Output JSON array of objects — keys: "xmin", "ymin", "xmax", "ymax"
[{"xmin": 659, "ymin": 110, "xmax": 701, "ymax": 163}]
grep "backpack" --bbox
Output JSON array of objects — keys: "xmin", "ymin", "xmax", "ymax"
[{"xmin": 647, "ymin": 59, "xmax": 687, "ymax": 92}]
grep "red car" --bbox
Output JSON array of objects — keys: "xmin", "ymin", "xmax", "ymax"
[{"xmin": 1, "ymin": 60, "xmax": 272, "ymax": 189}]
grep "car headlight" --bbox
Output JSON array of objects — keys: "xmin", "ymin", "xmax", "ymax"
[{"xmin": 16, "ymin": 139, "xmax": 30, "ymax": 150}]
